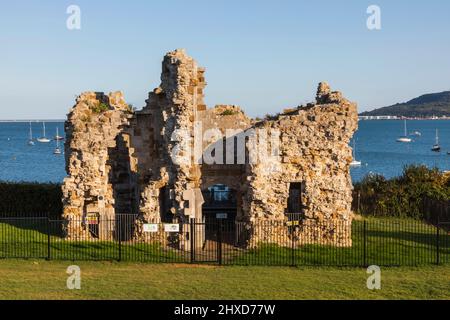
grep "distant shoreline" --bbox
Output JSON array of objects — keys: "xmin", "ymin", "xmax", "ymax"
[
  {"xmin": 2, "ymin": 118, "xmax": 449, "ymax": 123},
  {"xmin": 0, "ymin": 120, "xmax": 65, "ymax": 123},
  {"xmin": 358, "ymin": 117, "xmax": 450, "ymax": 121}
]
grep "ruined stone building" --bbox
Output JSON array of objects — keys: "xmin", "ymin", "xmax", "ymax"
[{"xmin": 62, "ymin": 49, "xmax": 358, "ymax": 248}]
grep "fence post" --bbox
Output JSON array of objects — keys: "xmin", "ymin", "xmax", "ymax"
[
  {"xmin": 118, "ymin": 218, "xmax": 122, "ymax": 262},
  {"xmin": 218, "ymin": 219, "xmax": 223, "ymax": 265},
  {"xmin": 287, "ymin": 218, "xmax": 296, "ymax": 267},
  {"xmin": 436, "ymin": 218, "xmax": 440, "ymax": 265},
  {"xmin": 291, "ymin": 235, "xmax": 295, "ymax": 267},
  {"xmin": 190, "ymin": 219, "xmax": 195, "ymax": 264},
  {"xmin": 47, "ymin": 218, "xmax": 51, "ymax": 261},
  {"xmin": 357, "ymin": 191, "xmax": 361, "ymax": 213},
  {"xmin": 363, "ymin": 220, "xmax": 367, "ymax": 267}
]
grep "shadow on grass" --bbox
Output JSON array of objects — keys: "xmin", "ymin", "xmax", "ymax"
[{"xmin": 0, "ymin": 218, "xmax": 64, "ymax": 238}]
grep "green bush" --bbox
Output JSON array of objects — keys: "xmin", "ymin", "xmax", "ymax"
[
  {"xmin": 353, "ymin": 165, "xmax": 450, "ymax": 219},
  {"xmin": 0, "ymin": 182, "xmax": 63, "ymax": 218},
  {"xmin": 220, "ymin": 109, "xmax": 238, "ymax": 116},
  {"xmin": 91, "ymin": 102, "xmax": 110, "ymax": 114}
]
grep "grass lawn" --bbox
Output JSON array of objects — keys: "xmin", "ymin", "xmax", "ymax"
[
  {"xmin": 234, "ymin": 217, "xmax": 449, "ymax": 266},
  {"xmin": 0, "ymin": 260, "xmax": 448, "ymax": 300}
]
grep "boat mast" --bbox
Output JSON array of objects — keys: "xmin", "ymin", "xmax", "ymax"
[
  {"xmin": 436, "ymin": 129, "xmax": 439, "ymax": 145},
  {"xmin": 404, "ymin": 120, "xmax": 407, "ymax": 136},
  {"xmin": 43, "ymin": 122, "xmax": 46, "ymax": 138}
]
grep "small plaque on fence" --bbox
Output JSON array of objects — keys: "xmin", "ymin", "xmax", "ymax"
[
  {"xmin": 143, "ymin": 224, "xmax": 158, "ymax": 233},
  {"xmin": 86, "ymin": 214, "xmax": 99, "ymax": 225},
  {"xmin": 216, "ymin": 213, "xmax": 228, "ymax": 219},
  {"xmin": 164, "ymin": 224, "xmax": 180, "ymax": 233},
  {"xmin": 286, "ymin": 221, "xmax": 300, "ymax": 227}
]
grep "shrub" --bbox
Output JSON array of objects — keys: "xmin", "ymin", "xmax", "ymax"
[
  {"xmin": 91, "ymin": 103, "xmax": 110, "ymax": 114},
  {"xmin": 220, "ymin": 109, "xmax": 238, "ymax": 116},
  {"xmin": 0, "ymin": 182, "xmax": 63, "ymax": 218},
  {"xmin": 353, "ymin": 165, "xmax": 450, "ymax": 219}
]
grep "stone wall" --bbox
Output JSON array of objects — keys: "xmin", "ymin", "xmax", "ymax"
[
  {"xmin": 62, "ymin": 49, "xmax": 358, "ymax": 247},
  {"xmin": 62, "ymin": 91, "xmax": 132, "ymax": 239},
  {"xmin": 241, "ymin": 83, "xmax": 358, "ymax": 246}
]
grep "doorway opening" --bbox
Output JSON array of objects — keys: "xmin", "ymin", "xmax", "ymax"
[
  {"xmin": 201, "ymin": 184, "xmax": 238, "ymax": 246},
  {"xmin": 202, "ymin": 184, "xmax": 237, "ymax": 223}
]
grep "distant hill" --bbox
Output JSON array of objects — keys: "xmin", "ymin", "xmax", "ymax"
[{"xmin": 360, "ymin": 91, "xmax": 450, "ymax": 118}]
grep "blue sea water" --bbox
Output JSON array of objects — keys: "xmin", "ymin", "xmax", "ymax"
[
  {"xmin": 0, "ymin": 122, "xmax": 66, "ymax": 183},
  {"xmin": 351, "ymin": 120, "xmax": 449, "ymax": 182},
  {"xmin": 0, "ymin": 120, "xmax": 448, "ymax": 183}
]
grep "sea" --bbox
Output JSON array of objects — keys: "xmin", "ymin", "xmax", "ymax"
[{"xmin": 0, "ymin": 120, "xmax": 449, "ymax": 184}]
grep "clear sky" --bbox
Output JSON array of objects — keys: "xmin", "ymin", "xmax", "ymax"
[{"xmin": 1, "ymin": 0, "xmax": 449, "ymax": 119}]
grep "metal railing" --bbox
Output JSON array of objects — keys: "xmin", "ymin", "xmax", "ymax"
[
  {"xmin": 423, "ymin": 197, "xmax": 450, "ymax": 227},
  {"xmin": 0, "ymin": 216, "xmax": 448, "ymax": 266}
]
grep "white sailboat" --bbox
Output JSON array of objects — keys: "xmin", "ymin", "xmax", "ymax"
[
  {"xmin": 431, "ymin": 129, "xmax": 441, "ymax": 152},
  {"xmin": 350, "ymin": 140, "xmax": 362, "ymax": 167},
  {"xmin": 396, "ymin": 120, "xmax": 412, "ymax": 143},
  {"xmin": 28, "ymin": 122, "xmax": 35, "ymax": 146},
  {"xmin": 54, "ymin": 127, "xmax": 62, "ymax": 155},
  {"xmin": 37, "ymin": 122, "xmax": 51, "ymax": 143},
  {"xmin": 54, "ymin": 127, "xmax": 64, "ymax": 141}
]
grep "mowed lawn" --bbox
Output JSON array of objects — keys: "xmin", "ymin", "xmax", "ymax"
[{"xmin": 0, "ymin": 260, "xmax": 449, "ymax": 300}]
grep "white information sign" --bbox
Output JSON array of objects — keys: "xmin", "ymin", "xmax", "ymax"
[
  {"xmin": 164, "ymin": 224, "xmax": 180, "ymax": 233},
  {"xmin": 216, "ymin": 213, "xmax": 228, "ymax": 219},
  {"xmin": 143, "ymin": 224, "xmax": 158, "ymax": 233}
]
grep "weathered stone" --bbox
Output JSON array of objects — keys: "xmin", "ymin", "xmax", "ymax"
[{"xmin": 62, "ymin": 49, "xmax": 358, "ymax": 247}]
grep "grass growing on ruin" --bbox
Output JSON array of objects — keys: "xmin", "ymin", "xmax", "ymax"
[{"xmin": 0, "ymin": 260, "xmax": 448, "ymax": 300}]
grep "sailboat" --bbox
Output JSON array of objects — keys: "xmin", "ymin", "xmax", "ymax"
[
  {"xmin": 28, "ymin": 122, "xmax": 35, "ymax": 146},
  {"xmin": 54, "ymin": 127, "xmax": 64, "ymax": 141},
  {"xmin": 37, "ymin": 122, "xmax": 51, "ymax": 143},
  {"xmin": 54, "ymin": 127, "xmax": 62, "ymax": 155},
  {"xmin": 350, "ymin": 140, "xmax": 362, "ymax": 167},
  {"xmin": 431, "ymin": 129, "xmax": 441, "ymax": 152},
  {"xmin": 396, "ymin": 120, "xmax": 412, "ymax": 143}
]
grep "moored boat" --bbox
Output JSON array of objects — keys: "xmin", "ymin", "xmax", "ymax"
[
  {"xmin": 37, "ymin": 122, "xmax": 51, "ymax": 143},
  {"xmin": 396, "ymin": 120, "xmax": 412, "ymax": 143},
  {"xmin": 28, "ymin": 122, "xmax": 35, "ymax": 146},
  {"xmin": 431, "ymin": 129, "xmax": 441, "ymax": 152}
]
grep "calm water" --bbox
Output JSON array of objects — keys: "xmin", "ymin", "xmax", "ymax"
[
  {"xmin": 0, "ymin": 120, "xmax": 448, "ymax": 183},
  {"xmin": 0, "ymin": 122, "xmax": 66, "ymax": 183},
  {"xmin": 351, "ymin": 120, "xmax": 449, "ymax": 181}
]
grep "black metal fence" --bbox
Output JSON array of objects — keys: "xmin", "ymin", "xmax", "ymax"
[
  {"xmin": 423, "ymin": 197, "xmax": 450, "ymax": 226},
  {"xmin": 0, "ymin": 215, "xmax": 448, "ymax": 266}
]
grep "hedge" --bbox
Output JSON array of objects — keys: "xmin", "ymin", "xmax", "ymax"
[
  {"xmin": 353, "ymin": 165, "xmax": 450, "ymax": 219},
  {"xmin": 0, "ymin": 182, "xmax": 63, "ymax": 218}
]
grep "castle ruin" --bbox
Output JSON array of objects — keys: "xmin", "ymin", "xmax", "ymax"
[{"xmin": 62, "ymin": 49, "xmax": 358, "ymax": 248}]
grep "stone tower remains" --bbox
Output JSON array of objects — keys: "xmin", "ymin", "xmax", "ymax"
[{"xmin": 62, "ymin": 49, "xmax": 358, "ymax": 248}]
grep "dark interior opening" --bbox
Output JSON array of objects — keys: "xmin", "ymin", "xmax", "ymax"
[
  {"xmin": 287, "ymin": 182, "xmax": 304, "ymax": 214},
  {"xmin": 159, "ymin": 186, "xmax": 172, "ymax": 223}
]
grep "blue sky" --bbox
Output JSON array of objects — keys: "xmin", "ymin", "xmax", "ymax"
[{"xmin": 1, "ymin": 0, "xmax": 449, "ymax": 119}]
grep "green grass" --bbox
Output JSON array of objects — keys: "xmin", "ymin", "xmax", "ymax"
[
  {"xmin": 0, "ymin": 218, "xmax": 448, "ymax": 266},
  {"xmin": 231, "ymin": 218, "xmax": 450, "ymax": 266},
  {"xmin": 0, "ymin": 260, "xmax": 448, "ymax": 300},
  {"xmin": 0, "ymin": 219, "xmax": 187, "ymax": 262}
]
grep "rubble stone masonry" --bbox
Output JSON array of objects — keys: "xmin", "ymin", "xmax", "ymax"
[{"xmin": 62, "ymin": 49, "xmax": 358, "ymax": 247}]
